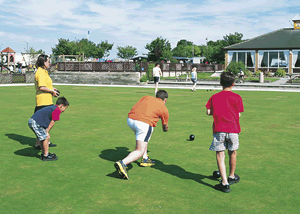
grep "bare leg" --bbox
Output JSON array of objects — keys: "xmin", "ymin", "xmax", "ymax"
[
  {"xmin": 228, "ymin": 150, "xmax": 237, "ymax": 178},
  {"xmin": 42, "ymin": 135, "xmax": 50, "ymax": 156},
  {"xmin": 142, "ymin": 144, "xmax": 148, "ymax": 159},
  {"xmin": 35, "ymin": 139, "xmax": 40, "ymax": 147},
  {"xmin": 216, "ymin": 151, "xmax": 228, "ymax": 185},
  {"xmin": 122, "ymin": 140, "xmax": 147, "ymax": 165},
  {"xmin": 192, "ymin": 83, "xmax": 197, "ymax": 91},
  {"xmin": 154, "ymin": 82, "xmax": 159, "ymax": 94}
]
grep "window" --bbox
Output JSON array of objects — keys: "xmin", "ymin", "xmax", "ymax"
[
  {"xmin": 258, "ymin": 50, "xmax": 289, "ymax": 68},
  {"xmin": 228, "ymin": 51, "xmax": 255, "ymax": 68},
  {"xmin": 292, "ymin": 50, "xmax": 300, "ymax": 67}
]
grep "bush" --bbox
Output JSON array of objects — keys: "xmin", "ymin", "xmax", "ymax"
[
  {"xmin": 225, "ymin": 61, "xmax": 246, "ymax": 75},
  {"xmin": 254, "ymin": 70, "xmax": 261, "ymax": 77},
  {"xmin": 146, "ymin": 63, "xmax": 155, "ymax": 81},
  {"xmin": 244, "ymin": 70, "xmax": 252, "ymax": 77},
  {"xmin": 275, "ymin": 68, "xmax": 286, "ymax": 77},
  {"xmin": 140, "ymin": 75, "xmax": 148, "ymax": 82}
]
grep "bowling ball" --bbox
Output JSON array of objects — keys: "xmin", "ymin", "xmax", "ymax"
[{"xmin": 189, "ymin": 134, "xmax": 195, "ymax": 141}]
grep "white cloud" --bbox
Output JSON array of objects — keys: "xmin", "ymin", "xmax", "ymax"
[{"xmin": 0, "ymin": 0, "xmax": 299, "ymax": 57}]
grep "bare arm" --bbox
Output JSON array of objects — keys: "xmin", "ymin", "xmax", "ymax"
[
  {"xmin": 46, "ymin": 120, "xmax": 55, "ymax": 133},
  {"xmin": 39, "ymin": 86, "xmax": 59, "ymax": 97},
  {"xmin": 206, "ymin": 109, "xmax": 213, "ymax": 115},
  {"xmin": 239, "ymin": 113, "xmax": 241, "ymax": 117},
  {"xmin": 162, "ymin": 124, "xmax": 169, "ymax": 132}
]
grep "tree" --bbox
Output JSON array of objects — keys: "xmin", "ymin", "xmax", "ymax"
[
  {"xmin": 52, "ymin": 38, "xmax": 76, "ymax": 56},
  {"xmin": 172, "ymin": 39, "xmax": 201, "ymax": 58},
  {"xmin": 145, "ymin": 37, "xmax": 172, "ymax": 61},
  {"xmin": 117, "ymin": 45, "xmax": 138, "ymax": 60},
  {"xmin": 202, "ymin": 32, "xmax": 244, "ymax": 64},
  {"xmin": 52, "ymin": 38, "xmax": 113, "ymax": 59},
  {"xmin": 25, "ymin": 47, "xmax": 43, "ymax": 55}
]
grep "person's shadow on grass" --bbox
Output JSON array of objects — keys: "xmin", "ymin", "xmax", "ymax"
[
  {"xmin": 151, "ymin": 159, "xmax": 215, "ymax": 189},
  {"xmin": 5, "ymin": 133, "xmax": 40, "ymax": 158},
  {"xmin": 99, "ymin": 147, "xmax": 139, "ymax": 179}
]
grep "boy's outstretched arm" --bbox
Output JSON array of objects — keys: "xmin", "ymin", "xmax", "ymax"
[
  {"xmin": 162, "ymin": 124, "xmax": 169, "ymax": 132},
  {"xmin": 46, "ymin": 120, "xmax": 55, "ymax": 133},
  {"xmin": 206, "ymin": 109, "xmax": 213, "ymax": 115}
]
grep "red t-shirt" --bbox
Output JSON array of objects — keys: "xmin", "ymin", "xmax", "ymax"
[
  {"xmin": 206, "ymin": 91, "xmax": 244, "ymax": 134},
  {"xmin": 52, "ymin": 106, "xmax": 62, "ymax": 121}
]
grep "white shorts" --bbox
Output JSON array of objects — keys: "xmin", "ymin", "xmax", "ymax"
[{"xmin": 127, "ymin": 118, "xmax": 154, "ymax": 142}]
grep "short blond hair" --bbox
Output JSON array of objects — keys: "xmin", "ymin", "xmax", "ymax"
[{"xmin": 192, "ymin": 67, "xmax": 197, "ymax": 72}]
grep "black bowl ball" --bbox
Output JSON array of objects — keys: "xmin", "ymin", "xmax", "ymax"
[
  {"xmin": 189, "ymin": 134, "xmax": 195, "ymax": 141},
  {"xmin": 213, "ymin": 170, "xmax": 221, "ymax": 178}
]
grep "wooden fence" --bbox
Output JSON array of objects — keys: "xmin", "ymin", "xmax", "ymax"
[{"xmin": 57, "ymin": 62, "xmax": 224, "ymax": 74}]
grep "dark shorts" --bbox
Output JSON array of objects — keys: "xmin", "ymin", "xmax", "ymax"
[
  {"xmin": 191, "ymin": 78, "xmax": 197, "ymax": 83},
  {"xmin": 34, "ymin": 105, "xmax": 52, "ymax": 113},
  {"xmin": 154, "ymin": 77, "xmax": 160, "ymax": 83}
]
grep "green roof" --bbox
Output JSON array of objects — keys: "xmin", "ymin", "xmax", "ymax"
[{"xmin": 224, "ymin": 28, "xmax": 300, "ymax": 50}]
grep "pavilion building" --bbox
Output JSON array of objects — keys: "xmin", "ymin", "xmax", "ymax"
[{"xmin": 224, "ymin": 14, "xmax": 300, "ymax": 74}]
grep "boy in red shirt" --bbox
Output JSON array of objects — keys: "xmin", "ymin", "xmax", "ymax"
[
  {"xmin": 115, "ymin": 90, "xmax": 169, "ymax": 179},
  {"xmin": 206, "ymin": 72, "xmax": 244, "ymax": 193},
  {"xmin": 28, "ymin": 97, "xmax": 69, "ymax": 161}
]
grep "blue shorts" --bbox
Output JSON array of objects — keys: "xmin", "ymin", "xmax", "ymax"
[
  {"xmin": 154, "ymin": 77, "xmax": 160, "ymax": 83},
  {"xmin": 28, "ymin": 118, "xmax": 48, "ymax": 141},
  {"xmin": 191, "ymin": 78, "xmax": 197, "ymax": 83}
]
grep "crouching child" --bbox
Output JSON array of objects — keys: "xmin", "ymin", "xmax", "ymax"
[{"xmin": 28, "ymin": 97, "xmax": 69, "ymax": 161}]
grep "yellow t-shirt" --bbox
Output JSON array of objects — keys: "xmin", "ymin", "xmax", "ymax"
[{"xmin": 35, "ymin": 67, "xmax": 54, "ymax": 106}]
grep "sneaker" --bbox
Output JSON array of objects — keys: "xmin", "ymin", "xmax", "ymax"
[
  {"xmin": 40, "ymin": 153, "xmax": 56, "ymax": 159},
  {"xmin": 41, "ymin": 154, "xmax": 58, "ymax": 161},
  {"xmin": 140, "ymin": 157, "xmax": 155, "ymax": 167},
  {"xmin": 49, "ymin": 142, "xmax": 57, "ymax": 147},
  {"xmin": 228, "ymin": 174, "xmax": 240, "ymax": 185},
  {"xmin": 215, "ymin": 182, "xmax": 231, "ymax": 193},
  {"xmin": 114, "ymin": 160, "xmax": 129, "ymax": 179}
]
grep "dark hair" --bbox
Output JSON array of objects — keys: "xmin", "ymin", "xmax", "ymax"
[
  {"xmin": 156, "ymin": 90, "xmax": 168, "ymax": 100},
  {"xmin": 35, "ymin": 54, "xmax": 49, "ymax": 68},
  {"xmin": 220, "ymin": 72, "xmax": 235, "ymax": 88},
  {"xmin": 56, "ymin": 96, "xmax": 69, "ymax": 106},
  {"xmin": 155, "ymin": 62, "xmax": 160, "ymax": 67}
]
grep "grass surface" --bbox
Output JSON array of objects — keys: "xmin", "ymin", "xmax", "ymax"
[
  {"xmin": 162, "ymin": 73, "xmax": 279, "ymax": 82},
  {"xmin": 0, "ymin": 85, "xmax": 299, "ymax": 213}
]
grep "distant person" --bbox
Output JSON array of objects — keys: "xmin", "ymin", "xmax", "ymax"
[
  {"xmin": 206, "ymin": 72, "xmax": 244, "ymax": 193},
  {"xmin": 153, "ymin": 62, "xmax": 162, "ymax": 95},
  {"xmin": 28, "ymin": 97, "xmax": 69, "ymax": 161},
  {"xmin": 21, "ymin": 59, "xmax": 26, "ymax": 74},
  {"xmin": 191, "ymin": 67, "xmax": 197, "ymax": 92},
  {"xmin": 34, "ymin": 54, "xmax": 60, "ymax": 150},
  {"xmin": 115, "ymin": 90, "xmax": 169, "ymax": 179},
  {"xmin": 9, "ymin": 65, "xmax": 14, "ymax": 74},
  {"xmin": 238, "ymin": 69, "xmax": 245, "ymax": 83},
  {"xmin": 17, "ymin": 62, "xmax": 22, "ymax": 73}
]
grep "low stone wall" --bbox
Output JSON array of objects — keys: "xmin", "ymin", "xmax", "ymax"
[
  {"xmin": 0, "ymin": 72, "xmax": 141, "ymax": 85},
  {"xmin": 50, "ymin": 72, "xmax": 140, "ymax": 85}
]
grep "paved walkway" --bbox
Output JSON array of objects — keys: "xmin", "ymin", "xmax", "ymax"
[{"xmin": 1, "ymin": 78, "xmax": 299, "ymax": 92}]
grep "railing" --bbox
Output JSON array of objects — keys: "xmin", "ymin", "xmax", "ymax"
[
  {"xmin": 57, "ymin": 62, "xmax": 224, "ymax": 73},
  {"xmin": 0, "ymin": 73, "xmax": 28, "ymax": 84}
]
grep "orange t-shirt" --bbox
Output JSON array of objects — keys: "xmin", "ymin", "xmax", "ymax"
[{"xmin": 128, "ymin": 96, "xmax": 169, "ymax": 127}]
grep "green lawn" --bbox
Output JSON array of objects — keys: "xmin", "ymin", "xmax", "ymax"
[
  {"xmin": 162, "ymin": 72, "xmax": 279, "ymax": 82},
  {"xmin": 0, "ymin": 86, "xmax": 299, "ymax": 213}
]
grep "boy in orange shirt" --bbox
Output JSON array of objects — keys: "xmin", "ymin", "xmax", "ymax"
[{"xmin": 115, "ymin": 90, "xmax": 169, "ymax": 179}]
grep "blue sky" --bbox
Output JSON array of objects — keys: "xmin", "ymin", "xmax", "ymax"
[{"xmin": 0, "ymin": 0, "xmax": 299, "ymax": 59}]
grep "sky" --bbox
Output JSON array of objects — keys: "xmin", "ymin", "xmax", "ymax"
[{"xmin": 0, "ymin": 0, "xmax": 299, "ymax": 59}]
